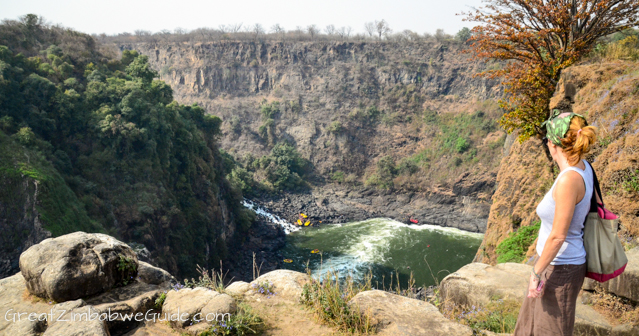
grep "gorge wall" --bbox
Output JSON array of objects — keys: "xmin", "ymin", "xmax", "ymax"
[
  {"xmin": 476, "ymin": 59, "xmax": 639, "ymax": 263},
  {"xmin": 125, "ymin": 40, "xmax": 507, "ymax": 230}
]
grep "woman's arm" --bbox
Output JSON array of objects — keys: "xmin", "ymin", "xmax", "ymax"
[{"xmin": 527, "ymin": 171, "xmax": 584, "ymax": 298}]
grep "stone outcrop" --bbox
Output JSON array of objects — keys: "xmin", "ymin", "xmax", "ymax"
[
  {"xmin": 20, "ymin": 232, "xmax": 139, "ymax": 302},
  {"xmin": 440, "ymin": 262, "xmax": 530, "ymax": 307},
  {"xmin": 348, "ymin": 289, "xmax": 473, "ymax": 336},
  {"xmin": 0, "ymin": 232, "xmax": 171, "ymax": 336},
  {"xmin": 248, "ymin": 269, "xmax": 311, "ymax": 301},
  {"xmin": 0, "ymin": 272, "xmax": 169, "ymax": 336},
  {"xmin": 441, "ymin": 262, "xmax": 639, "ymax": 336},
  {"xmin": 162, "ymin": 287, "xmax": 236, "ymax": 334},
  {"xmin": 137, "ymin": 261, "xmax": 176, "ymax": 285}
]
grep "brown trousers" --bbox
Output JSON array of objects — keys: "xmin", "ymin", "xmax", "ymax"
[{"xmin": 514, "ymin": 263, "xmax": 587, "ymax": 336}]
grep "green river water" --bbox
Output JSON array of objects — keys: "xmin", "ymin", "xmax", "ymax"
[{"xmin": 279, "ymin": 218, "xmax": 483, "ymax": 288}]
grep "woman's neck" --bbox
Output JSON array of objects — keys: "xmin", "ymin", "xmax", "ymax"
[{"xmin": 555, "ymin": 153, "xmax": 585, "ymax": 171}]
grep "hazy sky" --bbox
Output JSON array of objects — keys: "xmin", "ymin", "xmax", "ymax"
[{"xmin": 1, "ymin": 0, "xmax": 484, "ymax": 36}]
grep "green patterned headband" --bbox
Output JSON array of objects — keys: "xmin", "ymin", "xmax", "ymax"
[{"xmin": 541, "ymin": 109, "xmax": 585, "ymax": 147}]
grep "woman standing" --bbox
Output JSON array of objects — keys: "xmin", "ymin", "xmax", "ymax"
[{"xmin": 514, "ymin": 110, "xmax": 598, "ymax": 336}]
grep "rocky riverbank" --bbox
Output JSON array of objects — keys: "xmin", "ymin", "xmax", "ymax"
[{"xmin": 249, "ymin": 180, "xmax": 493, "ymax": 233}]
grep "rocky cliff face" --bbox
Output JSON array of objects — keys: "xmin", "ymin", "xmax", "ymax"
[
  {"xmin": 0, "ymin": 132, "xmax": 100, "ymax": 278},
  {"xmin": 125, "ymin": 41, "xmax": 505, "ymax": 230},
  {"xmin": 476, "ymin": 60, "xmax": 639, "ymax": 263},
  {"xmin": 0, "ymin": 176, "xmax": 51, "ymax": 278}
]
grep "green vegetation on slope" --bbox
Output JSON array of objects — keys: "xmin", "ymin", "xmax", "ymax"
[
  {"xmin": 495, "ymin": 222, "xmax": 541, "ymax": 264},
  {"xmin": 225, "ymin": 142, "xmax": 310, "ymax": 195},
  {"xmin": 0, "ymin": 15, "xmax": 253, "ymax": 277},
  {"xmin": 363, "ymin": 105, "xmax": 504, "ymax": 189}
]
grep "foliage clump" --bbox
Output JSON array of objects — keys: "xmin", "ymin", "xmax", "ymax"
[
  {"xmin": 441, "ymin": 299, "xmax": 520, "ymax": 334},
  {"xmin": 463, "ymin": 0, "xmax": 639, "ymax": 141},
  {"xmin": 200, "ymin": 303, "xmax": 265, "ymax": 336},
  {"xmin": 300, "ymin": 269, "xmax": 375, "ymax": 334},
  {"xmin": 116, "ymin": 255, "xmax": 138, "ymax": 286},
  {"xmin": 495, "ymin": 221, "xmax": 541, "ymax": 264}
]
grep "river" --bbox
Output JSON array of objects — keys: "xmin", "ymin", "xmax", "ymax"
[{"xmin": 244, "ymin": 201, "xmax": 483, "ymax": 288}]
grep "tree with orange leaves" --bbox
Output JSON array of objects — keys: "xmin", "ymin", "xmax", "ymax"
[{"xmin": 463, "ymin": 0, "xmax": 639, "ymax": 141}]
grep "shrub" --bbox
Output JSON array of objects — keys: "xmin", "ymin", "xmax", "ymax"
[
  {"xmin": 328, "ymin": 121, "xmax": 342, "ymax": 134},
  {"xmin": 182, "ymin": 264, "xmax": 228, "ymax": 293},
  {"xmin": 201, "ymin": 303, "xmax": 265, "ymax": 336},
  {"xmin": 443, "ymin": 299, "xmax": 520, "ymax": 334},
  {"xmin": 230, "ymin": 116, "xmax": 242, "ymax": 134},
  {"xmin": 397, "ymin": 158, "xmax": 419, "ymax": 175},
  {"xmin": 495, "ymin": 221, "xmax": 541, "ymax": 263},
  {"xmin": 116, "ymin": 255, "xmax": 137, "ymax": 286},
  {"xmin": 455, "ymin": 137, "xmax": 470, "ymax": 153},
  {"xmin": 300, "ymin": 269, "xmax": 375, "ymax": 334},
  {"xmin": 331, "ymin": 171, "xmax": 345, "ymax": 183},
  {"xmin": 154, "ymin": 291, "xmax": 167, "ymax": 309},
  {"xmin": 251, "ymin": 281, "xmax": 276, "ymax": 298},
  {"xmin": 16, "ymin": 127, "xmax": 36, "ymax": 145},
  {"xmin": 227, "ymin": 167, "xmax": 254, "ymax": 195},
  {"xmin": 366, "ymin": 156, "xmax": 397, "ymax": 189},
  {"xmin": 622, "ymin": 169, "xmax": 639, "ymax": 193}
]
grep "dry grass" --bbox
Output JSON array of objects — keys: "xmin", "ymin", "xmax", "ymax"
[
  {"xmin": 21, "ymin": 289, "xmax": 56, "ymax": 305},
  {"xmin": 300, "ymin": 268, "xmax": 376, "ymax": 335},
  {"xmin": 439, "ymin": 297, "xmax": 521, "ymax": 334},
  {"xmin": 589, "ymin": 287, "xmax": 639, "ymax": 326}
]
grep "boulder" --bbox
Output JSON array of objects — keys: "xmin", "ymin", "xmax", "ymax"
[
  {"xmin": 611, "ymin": 324, "xmax": 639, "ymax": 336},
  {"xmin": 43, "ymin": 306, "xmax": 110, "ymax": 336},
  {"xmin": 20, "ymin": 232, "xmax": 139, "ymax": 302},
  {"xmin": 439, "ymin": 263, "xmax": 530, "ymax": 307},
  {"xmin": 348, "ymin": 290, "xmax": 473, "ymax": 336},
  {"xmin": 162, "ymin": 287, "xmax": 236, "ymax": 331},
  {"xmin": 2, "ymin": 317, "xmax": 46, "ymax": 336},
  {"xmin": 574, "ymin": 303, "xmax": 612, "ymax": 336},
  {"xmin": 87, "ymin": 281, "xmax": 167, "ymax": 334},
  {"xmin": 200, "ymin": 293, "xmax": 237, "ymax": 318},
  {"xmin": 249, "ymin": 270, "xmax": 311, "ymax": 301},
  {"xmin": 583, "ymin": 247, "xmax": 639, "ymax": 303},
  {"xmin": 0, "ymin": 274, "xmax": 51, "ymax": 334},
  {"xmin": 137, "ymin": 261, "xmax": 175, "ymax": 285},
  {"xmin": 225, "ymin": 281, "xmax": 251, "ymax": 296}
]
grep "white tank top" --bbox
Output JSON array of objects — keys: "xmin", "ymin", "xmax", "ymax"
[{"xmin": 535, "ymin": 160, "xmax": 593, "ymax": 265}]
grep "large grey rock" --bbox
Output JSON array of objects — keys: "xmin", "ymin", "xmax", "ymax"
[
  {"xmin": 87, "ymin": 281, "xmax": 167, "ymax": 334},
  {"xmin": 162, "ymin": 287, "xmax": 236, "ymax": 331},
  {"xmin": 611, "ymin": 324, "xmax": 639, "ymax": 336},
  {"xmin": 200, "ymin": 293, "xmax": 236, "ymax": 318},
  {"xmin": 442, "ymin": 263, "xmax": 619, "ymax": 336},
  {"xmin": 43, "ymin": 306, "xmax": 110, "ymax": 336},
  {"xmin": 583, "ymin": 247, "xmax": 639, "ymax": 303},
  {"xmin": 440, "ymin": 263, "xmax": 530, "ymax": 307},
  {"xmin": 348, "ymin": 290, "xmax": 473, "ymax": 336},
  {"xmin": 0, "ymin": 274, "xmax": 51, "ymax": 334},
  {"xmin": 137, "ymin": 261, "xmax": 175, "ymax": 285},
  {"xmin": 249, "ymin": 270, "xmax": 311, "ymax": 301},
  {"xmin": 225, "ymin": 281, "xmax": 250, "ymax": 296},
  {"xmin": 574, "ymin": 303, "xmax": 612, "ymax": 336},
  {"xmin": 2, "ymin": 317, "xmax": 47, "ymax": 336},
  {"xmin": 20, "ymin": 232, "xmax": 138, "ymax": 302}
]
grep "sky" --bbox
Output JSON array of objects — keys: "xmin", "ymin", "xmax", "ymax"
[{"xmin": 1, "ymin": 0, "xmax": 483, "ymax": 36}]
